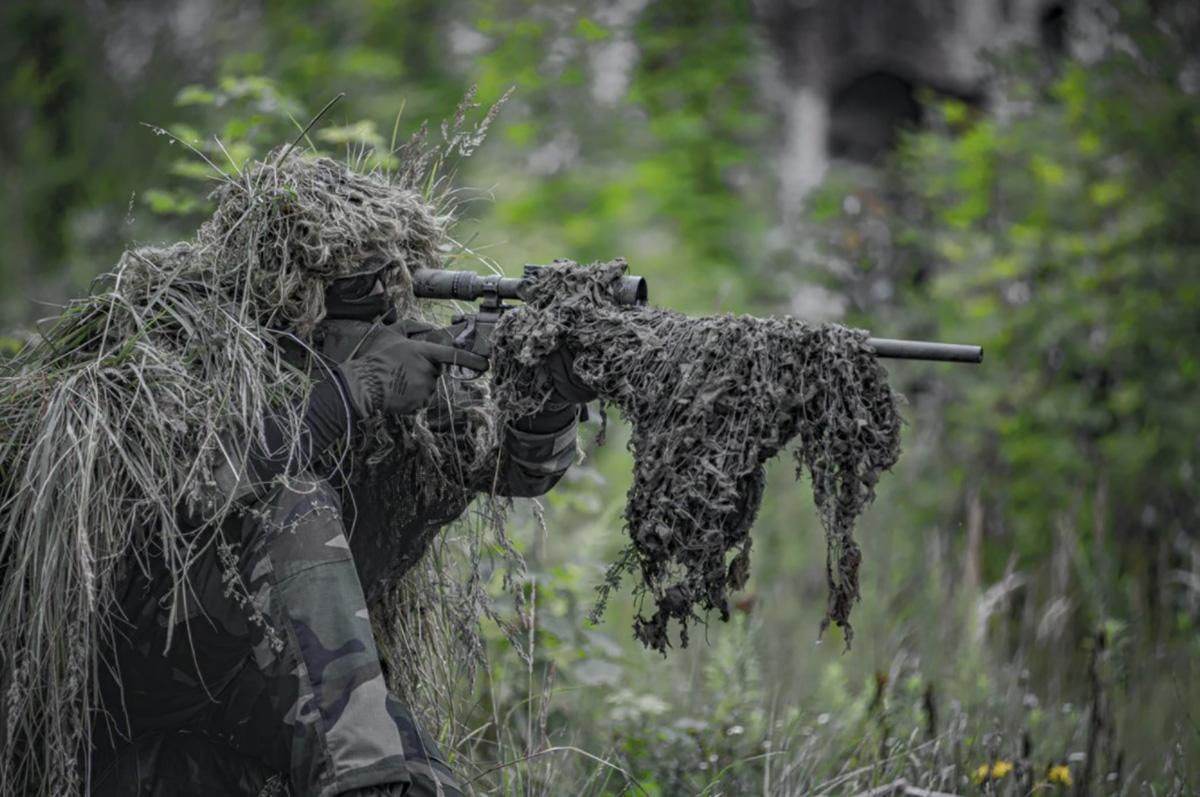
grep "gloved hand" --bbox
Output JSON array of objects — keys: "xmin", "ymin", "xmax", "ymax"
[
  {"xmin": 382, "ymin": 322, "xmax": 592, "ymax": 409},
  {"xmin": 543, "ymin": 347, "xmax": 598, "ymax": 409},
  {"xmin": 338, "ymin": 324, "xmax": 489, "ymax": 419},
  {"xmin": 318, "ymin": 319, "xmax": 441, "ymax": 362}
]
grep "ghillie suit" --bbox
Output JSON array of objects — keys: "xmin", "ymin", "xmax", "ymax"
[
  {"xmin": 0, "ymin": 130, "xmax": 901, "ymax": 794},
  {"xmin": 491, "ymin": 260, "xmax": 902, "ymax": 653},
  {"xmin": 0, "ymin": 143, "xmax": 545, "ymax": 795}
]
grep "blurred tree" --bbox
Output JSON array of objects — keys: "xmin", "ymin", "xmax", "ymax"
[
  {"xmin": 814, "ymin": 0, "xmax": 1200, "ymax": 647},
  {"xmin": 0, "ymin": 0, "xmax": 241, "ymax": 317}
]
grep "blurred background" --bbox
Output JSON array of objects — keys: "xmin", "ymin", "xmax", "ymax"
[{"xmin": 3, "ymin": 0, "xmax": 1198, "ymax": 793}]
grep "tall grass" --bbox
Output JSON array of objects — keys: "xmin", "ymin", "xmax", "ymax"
[{"xmin": 396, "ymin": 440, "xmax": 1199, "ymax": 797}]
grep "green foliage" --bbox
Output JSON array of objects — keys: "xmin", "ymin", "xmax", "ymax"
[
  {"xmin": 898, "ymin": 11, "xmax": 1199, "ymax": 576},
  {"xmin": 0, "ymin": 2, "xmax": 204, "ymax": 317},
  {"xmin": 463, "ymin": 0, "xmax": 767, "ymax": 314},
  {"xmin": 3, "ymin": 0, "xmax": 1199, "ymax": 793},
  {"xmin": 808, "ymin": 5, "xmax": 1200, "ymax": 781}
]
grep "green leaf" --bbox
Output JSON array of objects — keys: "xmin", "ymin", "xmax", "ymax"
[
  {"xmin": 576, "ymin": 18, "xmax": 610, "ymax": 42},
  {"xmin": 169, "ymin": 159, "xmax": 219, "ymax": 181},
  {"xmin": 1030, "ymin": 154, "xmax": 1067, "ymax": 187},
  {"xmin": 143, "ymin": 188, "xmax": 206, "ymax": 216},
  {"xmin": 316, "ymin": 120, "xmax": 387, "ymax": 150},
  {"xmin": 175, "ymin": 85, "xmax": 216, "ymax": 106},
  {"xmin": 0, "ymin": 336, "xmax": 25, "ymax": 356},
  {"xmin": 504, "ymin": 120, "xmax": 538, "ymax": 147},
  {"xmin": 1089, "ymin": 179, "xmax": 1126, "ymax": 207}
]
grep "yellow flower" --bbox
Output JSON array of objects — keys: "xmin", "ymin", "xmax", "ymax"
[
  {"xmin": 1048, "ymin": 764, "xmax": 1073, "ymax": 786},
  {"xmin": 972, "ymin": 761, "xmax": 1014, "ymax": 784}
]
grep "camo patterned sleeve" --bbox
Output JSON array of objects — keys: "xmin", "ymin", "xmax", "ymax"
[
  {"xmin": 243, "ymin": 478, "xmax": 462, "ymax": 796},
  {"xmin": 93, "ymin": 476, "xmax": 461, "ymax": 797},
  {"xmin": 424, "ymin": 372, "xmax": 582, "ymax": 499},
  {"xmin": 492, "ymin": 403, "xmax": 582, "ymax": 498}
]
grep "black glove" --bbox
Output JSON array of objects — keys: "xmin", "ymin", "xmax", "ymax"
[
  {"xmin": 543, "ymin": 347, "xmax": 598, "ymax": 409},
  {"xmin": 504, "ymin": 347, "xmax": 596, "ymax": 438},
  {"xmin": 318, "ymin": 318, "xmax": 449, "ymax": 362},
  {"xmin": 337, "ymin": 325, "xmax": 489, "ymax": 419}
]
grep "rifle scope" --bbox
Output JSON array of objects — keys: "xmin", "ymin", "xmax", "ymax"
[{"xmin": 412, "ymin": 268, "xmax": 648, "ymax": 307}]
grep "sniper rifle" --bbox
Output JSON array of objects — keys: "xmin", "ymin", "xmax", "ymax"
[{"xmin": 412, "ymin": 265, "xmax": 984, "ymax": 364}]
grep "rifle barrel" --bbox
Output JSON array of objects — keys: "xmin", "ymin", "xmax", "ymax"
[{"xmin": 867, "ymin": 337, "xmax": 983, "ymax": 363}]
